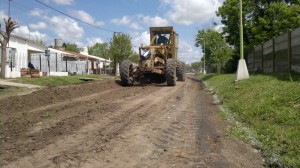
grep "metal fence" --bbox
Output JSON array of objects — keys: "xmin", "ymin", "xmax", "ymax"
[
  {"xmin": 31, "ymin": 53, "xmax": 88, "ymax": 75},
  {"xmin": 2, "ymin": 50, "xmax": 114, "ymax": 77},
  {"xmin": 247, "ymin": 27, "xmax": 300, "ymax": 73}
]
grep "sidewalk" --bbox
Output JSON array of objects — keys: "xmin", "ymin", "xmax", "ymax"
[{"xmin": 0, "ymin": 79, "xmax": 42, "ymax": 89}]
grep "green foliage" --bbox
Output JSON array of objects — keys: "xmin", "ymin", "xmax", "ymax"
[
  {"xmin": 195, "ymin": 29, "xmax": 233, "ymax": 72},
  {"xmin": 217, "ymin": 0, "xmax": 300, "ymax": 49},
  {"xmin": 64, "ymin": 43, "xmax": 80, "ymax": 53},
  {"xmin": 88, "ymin": 42, "xmax": 110, "ymax": 59},
  {"xmin": 200, "ymin": 73, "xmax": 300, "ymax": 167},
  {"xmin": 0, "ymin": 86, "xmax": 27, "ymax": 97},
  {"xmin": 109, "ymin": 33, "xmax": 133, "ymax": 74},
  {"xmin": 191, "ymin": 62, "xmax": 201, "ymax": 72},
  {"xmin": 128, "ymin": 53, "xmax": 140, "ymax": 63},
  {"xmin": 109, "ymin": 33, "xmax": 133, "ymax": 67},
  {"xmin": 185, "ymin": 63, "xmax": 192, "ymax": 72}
]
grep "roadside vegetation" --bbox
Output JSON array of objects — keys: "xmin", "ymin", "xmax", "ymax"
[
  {"xmin": 0, "ymin": 86, "xmax": 28, "ymax": 97},
  {"xmin": 199, "ymin": 73, "xmax": 300, "ymax": 167},
  {"xmin": 11, "ymin": 74, "xmax": 110, "ymax": 87}
]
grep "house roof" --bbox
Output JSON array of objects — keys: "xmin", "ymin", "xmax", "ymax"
[
  {"xmin": 54, "ymin": 49, "xmax": 110, "ymax": 62},
  {"xmin": 57, "ymin": 49, "xmax": 88, "ymax": 60},
  {"xmin": 48, "ymin": 48, "xmax": 77, "ymax": 59},
  {"xmin": 10, "ymin": 34, "xmax": 47, "ymax": 48}
]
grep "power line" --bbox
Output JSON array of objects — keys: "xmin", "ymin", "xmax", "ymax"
[
  {"xmin": 1, "ymin": 0, "xmax": 114, "ymax": 40},
  {"xmin": 34, "ymin": 0, "xmax": 121, "ymax": 34}
]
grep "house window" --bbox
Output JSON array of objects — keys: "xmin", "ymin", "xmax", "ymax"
[{"xmin": 7, "ymin": 48, "xmax": 17, "ymax": 68}]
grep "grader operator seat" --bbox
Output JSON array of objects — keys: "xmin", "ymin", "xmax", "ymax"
[{"xmin": 156, "ymin": 34, "xmax": 168, "ymax": 45}]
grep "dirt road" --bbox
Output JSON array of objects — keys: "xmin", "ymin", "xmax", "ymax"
[{"xmin": 0, "ymin": 75, "xmax": 263, "ymax": 168}]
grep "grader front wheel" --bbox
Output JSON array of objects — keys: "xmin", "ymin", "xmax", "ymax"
[
  {"xmin": 166, "ymin": 58, "xmax": 176, "ymax": 86},
  {"xmin": 177, "ymin": 62, "xmax": 185, "ymax": 81},
  {"xmin": 120, "ymin": 60, "xmax": 134, "ymax": 86}
]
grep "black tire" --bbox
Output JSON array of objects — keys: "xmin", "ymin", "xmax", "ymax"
[
  {"xmin": 166, "ymin": 58, "xmax": 176, "ymax": 86},
  {"xmin": 177, "ymin": 62, "xmax": 185, "ymax": 81},
  {"xmin": 120, "ymin": 60, "xmax": 134, "ymax": 86}
]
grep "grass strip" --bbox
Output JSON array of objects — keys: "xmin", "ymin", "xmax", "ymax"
[{"xmin": 199, "ymin": 73, "xmax": 300, "ymax": 167}]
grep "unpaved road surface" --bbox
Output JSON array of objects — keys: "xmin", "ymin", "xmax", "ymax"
[{"xmin": 0, "ymin": 75, "xmax": 263, "ymax": 168}]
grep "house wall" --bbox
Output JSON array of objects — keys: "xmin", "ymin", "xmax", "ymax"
[{"xmin": 1, "ymin": 36, "xmax": 46, "ymax": 78}]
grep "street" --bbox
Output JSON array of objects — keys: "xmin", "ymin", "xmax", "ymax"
[{"xmin": 0, "ymin": 75, "xmax": 263, "ymax": 168}]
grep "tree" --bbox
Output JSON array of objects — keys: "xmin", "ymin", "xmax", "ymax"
[
  {"xmin": 88, "ymin": 42, "xmax": 110, "ymax": 73},
  {"xmin": 191, "ymin": 62, "xmax": 201, "ymax": 72},
  {"xmin": 88, "ymin": 42, "xmax": 109, "ymax": 58},
  {"xmin": 64, "ymin": 43, "xmax": 80, "ymax": 53},
  {"xmin": 217, "ymin": 0, "xmax": 300, "ymax": 49},
  {"xmin": 0, "ymin": 17, "xmax": 18, "ymax": 78},
  {"xmin": 195, "ymin": 29, "xmax": 233, "ymax": 73},
  {"xmin": 109, "ymin": 33, "xmax": 133, "ymax": 75},
  {"xmin": 128, "ymin": 53, "xmax": 140, "ymax": 63}
]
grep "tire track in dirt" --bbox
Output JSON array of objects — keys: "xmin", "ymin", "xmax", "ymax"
[
  {"xmin": 3, "ymin": 82, "xmax": 178, "ymax": 168},
  {"xmin": 0, "ymin": 80, "xmax": 157, "ymax": 166},
  {"xmin": 2, "ymin": 76, "xmax": 263, "ymax": 168}
]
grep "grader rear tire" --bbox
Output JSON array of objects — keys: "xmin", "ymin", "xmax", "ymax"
[
  {"xmin": 166, "ymin": 58, "xmax": 176, "ymax": 86},
  {"xmin": 177, "ymin": 62, "xmax": 185, "ymax": 81},
  {"xmin": 120, "ymin": 60, "xmax": 134, "ymax": 86}
]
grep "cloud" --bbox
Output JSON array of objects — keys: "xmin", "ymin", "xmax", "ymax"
[
  {"xmin": 178, "ymin": 40, "xmax": 201, "ymax": 64},
  {"xmin": 29, "ymin": 22, "xmax": 47, "ymax": 30},
  {"xmin": 49, "ymin": 16, "xmax": 84, "ymax": 43},
  {"xmin": 111, "ymin": 15, "xmax": 169, "ymax": 30},
  {"xmin": 50, "ymin": 0, "xmax": 74, "ymax": 5},
  {"xmin": 0, "ymin": 10, "xmax": 8, "ymax": 20},
  {"xmin": 130, "ymin": 31, "xmax": 150, "ymax": 53},
  {"xmin": 69, "ymin": 10, "xmax": 105, "ymax": 26},
  {"xmin": 28, "ymin": 8, "xmax": 85, "ymax": 44},
  {"xmin": 29, "ymin": 8, "xmax": 48, "ymax": 18},
  {"xmin": 214, "ymin": 24, "xmax": 224, "ymax": 33},
  {"xmin": 13, "ymin": 26, "xmax": 50, "ymax": 42},
  {"xmin": 86, "ymin": 37, "xmax": 104, "ymax": 46},
  {"xmin": 111, "ymin": 16, "xmax": 131, "ymax": 25},
  {"xmin": 140, "ymin": 15, "xmax": 169, "ymax": 27},
  {"xmin": 161, "ymin": 0, "xmax": 222, "ymax": 25},
  {"xmin": 130, "ymin": 22, "xmax": 143, "ymax": 30},
  {"xmin": 0, "ymin": 10, "xmax": 8, "ymax": 25}
]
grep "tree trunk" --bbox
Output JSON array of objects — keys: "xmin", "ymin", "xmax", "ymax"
[{"xmin": 0, "ymin": 42, "xmax": 7, "ymax": 78}]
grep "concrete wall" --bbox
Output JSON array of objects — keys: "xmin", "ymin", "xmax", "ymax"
[
  {"xmin": 254, "ymin": 45, "xmax": 263, "ymax": 72},
  {"xmin": 291, "ymin": 27, "xmax": 300, "ymax": 72},
  {"xmin": 274, "ymin": 32, "xmax": 290, "ymax": 72},
  {"xmin": 248, "ymin": 27, "xmax": 300, "ymax": 73},
  {"xmin": 263, "ymin": 39, "xmax": 274, "ymax": 73}
]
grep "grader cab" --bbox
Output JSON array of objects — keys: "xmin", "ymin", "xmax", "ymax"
[{"xmin": 120, "ymin": 26, "xmax": 185, "ymax": 86}]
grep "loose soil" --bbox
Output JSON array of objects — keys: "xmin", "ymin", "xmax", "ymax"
[{"xmin": 0, "ymin": 75, "xmax": 263, "ymax": 168}]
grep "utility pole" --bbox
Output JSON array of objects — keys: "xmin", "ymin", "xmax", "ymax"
[
  {"xmin": 236, "ymin": 0, "xmax": 249, "ymax": 80},
  {"xmin": 203, "ymin": 39, "xmax": 206, "ymax": 74},
  {"xmin": 199, "ymin": 38, "xmax": 206, "ymax": 74},
  {"xmin": 8, "ymin": 0, "xmax": 11, "ymax": 17}
]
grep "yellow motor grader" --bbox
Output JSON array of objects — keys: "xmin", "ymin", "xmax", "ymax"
[{"xmin": 120, "ymin": 26, "xmax": 185, "ymax": 86}]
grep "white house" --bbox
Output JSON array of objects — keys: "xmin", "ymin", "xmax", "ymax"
[
  {"xmin": 0, "ymin": 36, "xmax": 112, "ymax": 78},
  {"xmin": 79, "ymin": 47, "xmax": 111, "ymax": 74},
  {"xmin": 0, "ymin": 34, "xmax": 46, "ymax": 78}
]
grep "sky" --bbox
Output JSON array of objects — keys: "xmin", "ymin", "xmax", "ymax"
[{"xmin": 0, "ymin": 0, "xmax": 224, "ymax": 64}]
